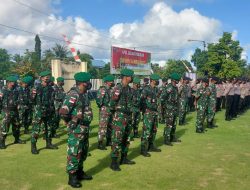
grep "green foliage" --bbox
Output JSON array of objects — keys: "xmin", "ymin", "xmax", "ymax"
[
  {"xmin": 52, "ymin": 43, "xmax": 69, "ymax": 59},
  {"xmin": 0, "ymin": 48, "xmax": 13, "ymax": 79},
  {"xmin": 98, "ymin": 63, "xmax": 111, "ymax": 78},
  {"xmin": 191, "ymin": 48, "xmax": 208, "ymax": 76},
  {"xmin": 163, "ymin": 59, "xmax": 193, "ymax": 78},
  {"xmin": 35, "ymin": 34, "xmax": 41, "ymax": 61}
]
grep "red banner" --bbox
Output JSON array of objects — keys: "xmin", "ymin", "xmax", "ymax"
[{"xmin": 111, "ymin": 46, "xmax": 151, "ymax": 75}]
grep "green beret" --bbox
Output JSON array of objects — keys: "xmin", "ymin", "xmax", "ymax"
[
  {"xmin": 103, "ymin": 75, "xmax": 115, "ymax": 82},
  {"xmin": 39, "ymin": 70, "xmax": 51, "ymax": 77},
  {"xmin": 6, "ymin": 76, "xmax": 17, "ymax": 82},
  {"xmin": 21, "ymin": 76, "xmax": 30, "ymax": 84},
  {"xmin": 170, "ymin": 73, "xmax": 181, "ymax": 81},
  {"xmin": 50, "ymin": 76, "xmax": 55, "ymax": 82},
  {"xmin": 57, "ymin": 77, "xmax": 64, "ymax": 82},
  {"xmin": 121, "ymin": 68, "xmax": 134, "ymax": 77},
  {"xmin": 150, "ymin": 74, "xmax": 160, "ymax": 81},
  {"xmin": 74, "ymin": 72, "xmax": 92, "ymax": 82},
  {"xmin": 133, "ymin": 77, "xmax": 141, "ymax": 84},
  {"xmin": 162, "ymin": 77, "xmax": 168, "ymax": 82}
]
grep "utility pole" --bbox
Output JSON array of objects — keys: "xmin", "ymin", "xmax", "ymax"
[{"xmin": 187, "ymin": 39, "xmax": 206, "ymax": 51}]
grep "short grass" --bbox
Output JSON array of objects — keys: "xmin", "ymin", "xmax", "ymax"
[{"xmin": 0, "ymin": 103, "xmax": 250, "ymax": 190}]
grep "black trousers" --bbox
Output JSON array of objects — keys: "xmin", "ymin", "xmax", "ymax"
[
  {"xmin": 225, "ymin": 95, "xmax": 234, "ymax": 120},
  {"xmin": 216, "ymin": 97, "xmax": 222, "ymax": 112},
  {"xmin": 232, "ymin": 95, "xmax": 240, "ymax": 117}
]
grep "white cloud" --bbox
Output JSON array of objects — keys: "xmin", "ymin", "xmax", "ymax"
[{"xmin": 0, "ymin": 1, "xmax": 221, "ymax": 61}]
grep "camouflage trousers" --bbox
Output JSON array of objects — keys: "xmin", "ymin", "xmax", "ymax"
[
  {"xmin": 67, "ymin": 123, "xmax": 89, "ymax": 173},
  {"xmin": 111, "ymin": 111, "xmax": 132, "ymax": 158},
  {"xmin": 0, "ymin": 109, "xmax": 20, "ymax": 139},
  {"xmin": 196, "ymin": 106, "xmax": 207, "ymax": 130},
  {"xmin": 132, "ymin": 110, "xmax": 141, "ymax": 134},
  {"xmin": 98, "ymin": 106, "xmax": 112, "ymax": 142},
  {"xmin": 18, "ymin": 107, "xmax": 32, "ymax": 131},
  {"xmin": 51, "ymin": 109, "xmax": 60, "ymax": 135},
  {"xmin": 179, "ymin": 99, "xmax": 188, "ymax": 123},
  {"xmin": 164, "ymin": 109, "xmax": 177, "ymax": 140},
  {"xmin": 141, "ymin": 110, "xmax": 158, "ymax": 150},
  {"xmin": 31, "ymin": 109, "xmax": 52, "ymax": 143},
  {"xmin": 158, "ymin": 104, "xmax": 166, "ymax": 123},
  {"xmin": 207, "ymin": 99, "xmax": 216, "ymax": 122}
]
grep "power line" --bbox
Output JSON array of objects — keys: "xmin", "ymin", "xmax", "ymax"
[
  {"xmin": 0, "ymin": 23, "xmax": 110, "ymax": 51},
  {"xmin": 11, "ymin": 0, "xmax": 127, "ymax": 44}
]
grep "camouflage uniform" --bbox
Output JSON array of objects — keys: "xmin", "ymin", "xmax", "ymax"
[
  {"xmin": 96, "ymin": 84, "xmax": 113, "ymax": 148},
  {"xmin": 18, "ymin": 84, "xmax": 32, "ymax": 134},
  {"xmin": 141, "ymin": 83, "xmax": 160, "ymax": 155},
  {"xmin": 0, "ymin": 84, "xmax": 24, "ymax": 148},
  {"xmin": 195, "ymin": 83, "xmax": 210, "ymax": 132},
  {"xmin": 161, "ymin": 82, "xmax": 179, "ymax": 145},
  {"xmin": 158, "ymin": 83, "xmax": 167, "ymax": 124},
  {"xmin": 207, "ymin": 82, "xmax": 216, "ymax": 127},
  {"xmin": 131, "ymin": 85, "xmax": 141, "ymax": 138},
  {"xmin": 178, "ymin": 83, "xmax": 189, "ymax": 125},
  {"xmin": 52, "ymin": 83, "xmax": 65, "ymax": 136}
]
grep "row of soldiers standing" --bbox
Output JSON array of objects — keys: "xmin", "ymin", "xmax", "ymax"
[{"xmin": 0, "ymin": 71, "xmax": 66, "ymax": 151}]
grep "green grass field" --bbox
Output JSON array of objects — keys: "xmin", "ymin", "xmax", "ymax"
[{"xmin": 0, "ymin": 103, "xmax": 250, "ymax": 190}]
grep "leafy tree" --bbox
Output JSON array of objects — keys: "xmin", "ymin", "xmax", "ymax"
[
  {"xmin": 12, "ymin": 61, "xmax": 36, "ymax": 78},
  {"xmin": 163, "ymin": 59, "xmax": 193, "ymax": 78},
  {"xmin": 52, "ymin": 43, "xmax": 69, "ymax": 59},
  {"xmin": 0, "ymin": 48, "xmax": 13, "ymax": 79},
  {"xmin": 99, "ymin": 63, "xmax": 110, "ymax": 78},
  {"xmin": 191, "ymin": 48, "xmax": 208, "ymax": 76},
  {"xmin": 41, "ymin": 49, "xmax": 55, "ymax": 70},
  {"xmin": 35, "ymin": 34, "xmax": 41, "ymax": 61}
]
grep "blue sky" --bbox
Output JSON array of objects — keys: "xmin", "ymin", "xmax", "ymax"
[{"xmin": 0, "ymin": 0, "xmax": 249, "ymax": 63}]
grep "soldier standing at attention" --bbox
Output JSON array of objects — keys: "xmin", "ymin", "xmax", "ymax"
[
  {"xmin": 130, "ymin": 77, "xmax": 141, "ymax": 140},
  {"xmin": 109, "ymin": 68, "xmax": 135, "ymax": 171},
  {"xmin": 59, "ymin": 72, "xmax": 93, "ymax": 188},
  {"xmin": 195, "ymin": 78, "xmax": 210, "ymax": 133},
  {"xmin": 141, "ymin": 74, "xmax": 161, "ymax": 156},
  {"xmin": 178, "ymin": 76, "xmax": 189, "ymax": 126},
  {"xmin": 96, "ymin": 75, "xmax": 115, "ymax": 150},
  {"xmin": 161, "ymin": 73, "xmax": 181, "ymax": 145},
  {"xmin": 18, "ymin": 76, "xmax": 33, "ymax": 134},
  {"xmin": 158, "ymin": 77, "xmax": 168, "ymax": 124},
  {"xmin": 0, "ymin": 76, "xmax": 26, "ymax": 149},
  {"xmin": 224, "ymin": 79, "xmax": 234, "ymax": 121},
  {"xmin": 207, "ymin": 77, "xmax": 218, "ymax": 128},
  {"xmin": 30, "ymin": 71, "xmax": 58, "ymax": 154},
  {"xmin": 52, "ymin": 77, "xmax": 65, "ymax": 138}
]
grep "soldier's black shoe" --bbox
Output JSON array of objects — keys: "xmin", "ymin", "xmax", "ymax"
[
  {"xmin": 164, "ymin": 141, "xmax": 173, "ymax": 146},
  {"xmin": 68, "ymin": 172, "xmax": 82, "ymax": 188},
  {"xmin": 97, "ymin": 141, "xmax": 107, "ymax": 150},
  {"xmin": 140, "ymin": 151, "xmax": 151, "ymax": 157},
  {"xmin": 24, "ymin": 129, "xmax": 29, "ymax": 134},
  {"xmin": 14, "ymin": 138, "xmax": 26, "ymax": 144},
  {"xmin": 0, "ymin": 138, "xmax": 6, "ymax": 149},
  {"xmin": 120, "ymin": 154, "xmax": 136, "ymax": 165},
  {"xmin": 110, "ymin": 158, "xmax": 121, "ymax": 171},
  {"xmin": 196, "ymin": 129, "xmax": 204, "ymax": 133},
  {"xmin": 52, "ymin": 133, "xmax": 60, "ymax": 138},
  {"xmin": 46, "ymin": 139, "xmax": 58, "ymax": 149},
  {"xmin": 148, "ymin": 144, "xmax": 161, "ymax": 152},
  {"xmin": 77, "ymin": 168, "xmax": 93, "ymax": 180},
  {"xmin": 171, "ymin": 136, "xmax": 181, "ymax": 143},
  {"xmin": 133, "ymin": 131, "xmax": 140, "ymax": 138},
  {"xmin": 31, "ymin": 142, "xmax": 39, "ymax": 154}
]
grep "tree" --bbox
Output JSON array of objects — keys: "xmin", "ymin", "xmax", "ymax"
[
  {"xmin": 0, "ymin": 48, "xmax": 13, "ymax": 79},
  {"xmin": 99, "ymin": 63, "xmax": 110, "ymax": 78},
  {"xmin": 41, "ymin": 49, "xmax": 55, "ymax": 70},
  {"xmin": 12, "ymin": 61, "xmax": 36, "ymax": 78},
  {"xmin": 52, "ymin": 44, "xmax": 69, "ymax": 59},
  {"xmin": 35, "ymin": 34, "xmax": 41, "ymax": 61},
  {"xmin": 191, "ymin": 48, "xmax": 208, "ymax": 76}
]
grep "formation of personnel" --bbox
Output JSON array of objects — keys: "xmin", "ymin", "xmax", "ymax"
[{"xmin": 0, "ymin": 69, "xmax": 250, "ymax": 188}]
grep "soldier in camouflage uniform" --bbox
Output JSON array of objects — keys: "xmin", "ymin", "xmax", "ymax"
[
  {"xmin": 158, "ymin": 77, "xmax": 168, "ymax": 124},
  {"xmin": 96, "ymin": 75, "xmax": 115, "ymax": 150},
  {"xmin": 109, "ymin": 68, "xmax": 135, "ymax": 171},
  {"xmin": 178, "ymin": 77, "xmax": 189, "ymax": 126},
  {"xmin": 59, "ymin": 72, "xmax": 93, "ymax": 188},
  {"xmin": 0, "ymin": 76, "xmax": 25, "ymax": 149},
  {"xmin": 130, "ymin": 77, "xmax": 141, "ymax": 140},
  {"xmin": 140, "ymin": 74, "xmax": 161, "ymax": 156},
  {"xmin": 161, "ymin": 73, "xmax": 181, "ymax": 146},
  {"xmin": 18, "ymin": 76, "xmax": 33, "ymax": 134},
  {"xmin": 207, "ymin": 77, "xmax": 218, "ymax": 128},
  {"xmin": 30, "ymin": 71, "xmax": 58, "ymax": 154},
  {"xmin": 52, "ymin": 77, "xmax": 65, "ymax": 138},
  {"xmin": 195, "ymin": 78, "xmax": 210, "ymax": 133}
]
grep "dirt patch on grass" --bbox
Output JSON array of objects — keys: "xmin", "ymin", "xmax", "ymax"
[
  {"xmin": 212, "ymin": 168, "xmax": 224, "ymax": 176},
  {"xmin": 42, "ymin": 173, "xmax": 56, "ymax": 177},
  {"xmin": 243, "ymin": 152, "xmax": 250, "ymax": 157},
  {"xmin": 56, "ymin": 184, "xmax": 68, "ymax": 190},
  {"xmin": 198, "ymin": 178, "xmax": 208, "ymax": 188},
  {"xmin": 20, "ymin": 183, "xmax": 32, "ymax": 190}
]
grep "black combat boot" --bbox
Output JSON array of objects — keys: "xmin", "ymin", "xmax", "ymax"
[
  {"xmin": 120, "ymin": 153, "xmax": 136, "ymax": 165},
  {"xmin": 97, "ymin": 141, "xmax": 107, "ymax": 150},
  {"xmin": 207, "ymin": 121, "xmax": 214, "ymax": 129},
  {"xmin": 133, "ymin": 130, "xmax": 140, "ymax": 138},
  {"xmin": 106, "ymin": 138, "xmax": 112, "ymax": 146},
  {"xmin": 140, "ymin": 145, "xmax": 151, "ymax": 157},
  {"xmin": 164, "ymin": 136, "xmax": 173, "ymax": 146},
  {"xmin": 148, "ymin": 143, "xmax": 161, "ymax": 152},
  {"xmin": 0, "ymin": 137, "xmax": 6, "ymax": 149},
  {"xmin": 77, "ymin": 167, "xmax": 93, "ymax": 180},
  {"xmin": 110, "ymin": 157, "xmax": 121, "ymax": 171},
  {"xmin": 68, "ymin": 172, "xmax": 82, "ymax": 188},
  {"xmin": 196, "ymin": 128, "xmax": 204, "ymax": 133},
  {"xmin": 31, "ymin": 142, "xmax": 39, "ymax": 154},
  {"xmin": 46, "ymin": 139, "xmax": 58, "ymax": 149},
  {"xmin": 14, "ymin": 137, "xmax": 26, "ymax": 144}
]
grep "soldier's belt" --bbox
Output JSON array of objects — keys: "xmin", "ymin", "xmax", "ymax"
[{"xmin": 4, "ymin": 107, "xmax": 18, "ymax": 111}]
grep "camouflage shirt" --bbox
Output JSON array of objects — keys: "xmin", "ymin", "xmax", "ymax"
[
  {"xmin": 160, "ymin": 83, "xmax": 178, "ymax": 113},
  {"xmin": 131, "ymin": 88, "xmax": 141, "ymax": 112},
  {"xmin": 196, "ymin": 84, "xmax": 210, "ymax": 109},
  {"xmin": 18, "ymin": 86, "xmax": 31, "ymax": 109},
  {"xmin": 53, "ymin": 84, "xmax": 66, "ymax": 110},
  {"xmin": 96, "ymin": 85, "xmax": 112, "ymax": 108},
  {"xmin": 141, "ymin": 85, "xmax": 158, "ymax": 112},
  {"xmin": 0, "ymin": 86, "xmax": 19, "ymax": 111}
]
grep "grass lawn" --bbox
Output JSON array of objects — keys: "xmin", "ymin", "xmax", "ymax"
[{"xmin": 0, "ymin": 103, "xmax": 250, "ymax": 190}]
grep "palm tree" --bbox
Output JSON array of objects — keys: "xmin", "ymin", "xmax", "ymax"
[{"xmin": 52, "ymin": 43, "xmax": 69, "ymax": 59}]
